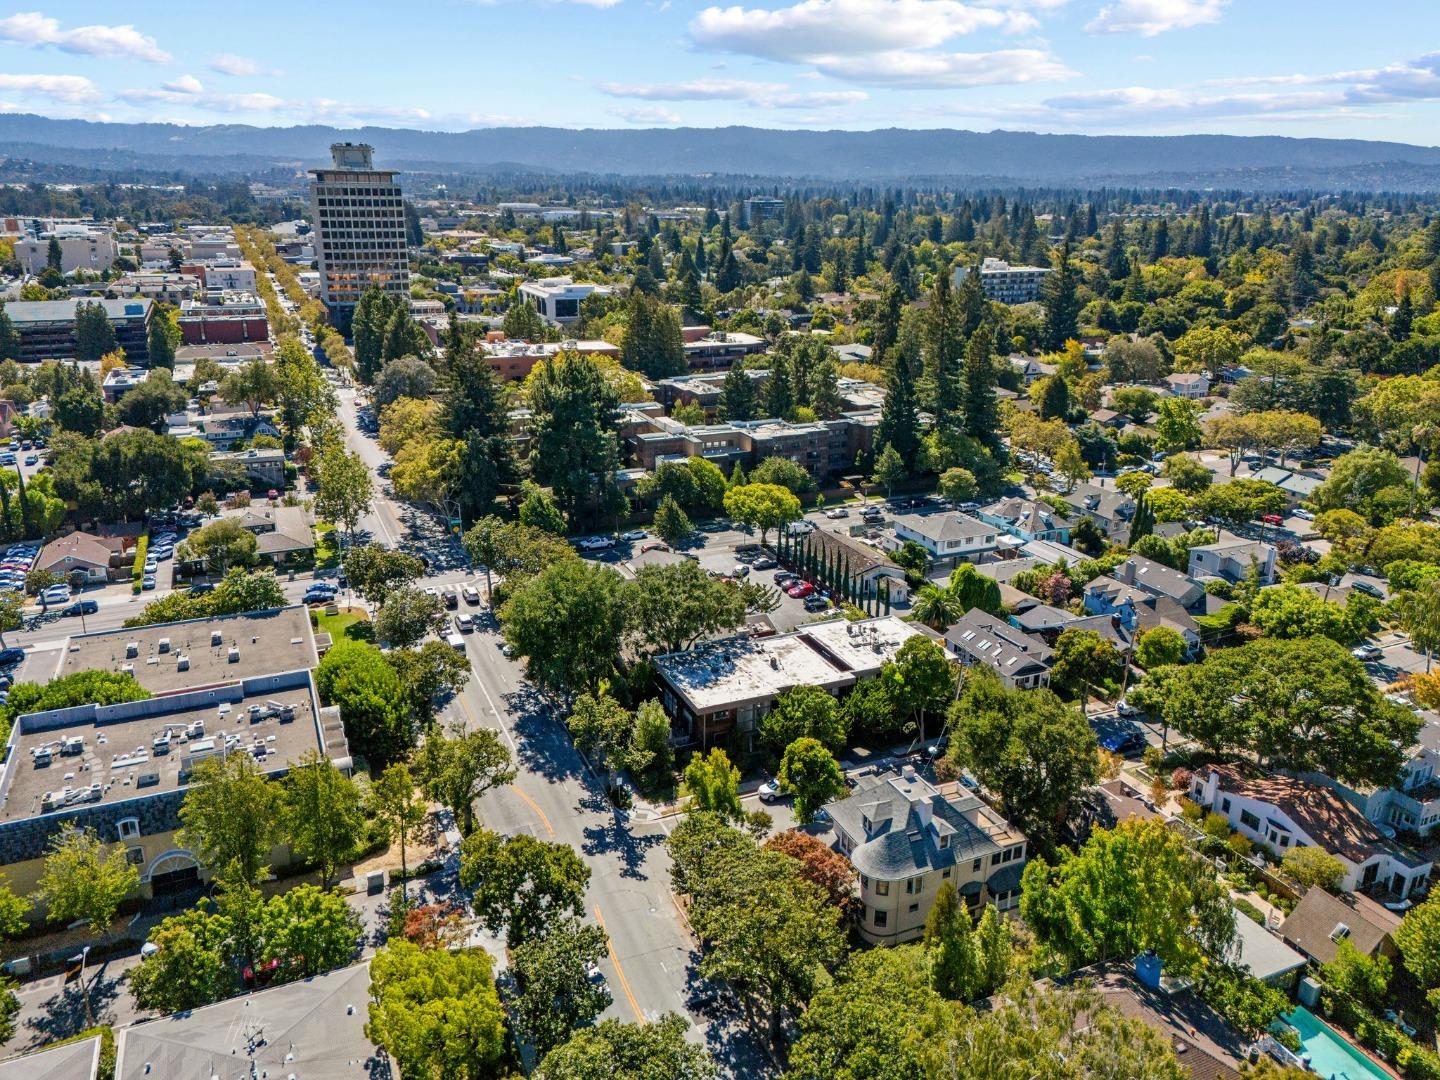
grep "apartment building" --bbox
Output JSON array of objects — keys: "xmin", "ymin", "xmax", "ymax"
[
  {"xmin": 886, "ymin": 511, "xmax": 998, "ymax": 569},
  {"xmin": 953, "ymin": 257, "xmax": 1052, "ymax": 304},
  {"xmin": 622, "ymin": 410, "xmax": 875, "ymax": 480},
  {"xmin": 177, "ymin": 292, "xmax": 269, "ymax": 345},
  {"xmin": 681, "ymin": 327, "xmax": 767, "ymax": 372},
  {"xmin": 309, "ymin": 143, "xmax": 410, "ymax": 328},
  {"xmin": 516, "ymin": 276, "xmax": 612, "ymax": 326},
  {"xmin": 829, "ymin": 764, "xmax": 1028, "ymax": 945},
  {"xmin": 199, "ymin": 259, "xmax": 259, "ymax": 293},
  {"xmin": 7, "ymin": 298, "xmax": 152, "ymax": 363},
  {"xmin": 16, "ymin": 224, "xmax": 118, "ymax": 276}
]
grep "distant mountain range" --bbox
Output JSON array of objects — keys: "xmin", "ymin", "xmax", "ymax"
[{"xmin": 3, "ymin": 113, "xmax": 1440, "ymax": 190}]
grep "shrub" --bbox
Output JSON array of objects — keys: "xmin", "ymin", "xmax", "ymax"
[
  {"xmin": 1178, "ymin": 797, "xmax": 1204, "ymax": 822},
  {"xmin": 1171, "ymin": 767, "xmax": 1193, "ymax": 790}
]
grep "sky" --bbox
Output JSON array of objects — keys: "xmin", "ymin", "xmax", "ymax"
[{"xmin": 0, "ymin": 2, "xmax": 1438, "ymax": 143}]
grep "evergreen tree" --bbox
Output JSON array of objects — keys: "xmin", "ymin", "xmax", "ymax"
[
  {"xmin": 73, "ymin": 301, "xmax": 117, "ymax": 362},
  {"xmin": 877, "ymin": 324, "xmax": 922, "ymax": 467},
  {"xmin": 1129, "ymin": 491, "xmax": 1155, "ymax": 544},
  {"xmin": 808, "ymin": 358, "xmax": 843, "ymax": 420},
  {"xmin": 529, "ymin": 353, "xmax": 622, "ymax": 525},
  {"xmin": 715, "ymin": 249, "xmax": 742, "ymax": 293},
  {"xmin": 962, "ymin": 326, "xmax": 1000, "ymax": 449},
  {"xmin": 1391, "ymin": 289, "xmax": 1414, "ymax": 342},
  {"xmin": 621, "ymin": 293, "xmax": 686, "ymax": 379},
  {"xmin": 441, "ymin": 319, "xmax": 515, "ymax": 522},
  {"xmin": 717, "ymin": 367, "xmax": 758, "ymax": 422},
  {"xmin": 146, "ymin": 303, "xmax": 180, "ymax": 370},
  {"xmin": 871, "ymin": 284, "xmax": 904, "ymax": 367},
  {"xmin": 765, "ymin": 352, "xmax": 794, "ymax": 420},
  {"xmin": 956, "ymin": 265, "xmax": 987, "ymax": 338},
  {"xmin": 0, "ymin": 303, "xmax": 20, "ymax": 362},
  {"xmin": 926, "ymin": 268, "xmax": 965, "ymax": 433},
  {"xmin": 46, "ymin": 236, "xmax": 62, "ymax": 273},
  {"xmin": 1040, "ymin": 241, "xmax": 1081, "ymax": 352},
  {"xmin": 1037, "ymin": 375, "xmax": 1070, "ymax": 421}
]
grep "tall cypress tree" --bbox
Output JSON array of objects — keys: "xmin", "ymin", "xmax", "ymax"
[
  {"xmin": 765, "ymin": 352, "xmax": 794, "ymax": 420},
  {"xmin": 876, "ymin": 327, "xmax": 922, "ymax": 468},
  {"xmin": 956, "ymin": 264, "xmax": 987, "ymax": 339},
  {"xmin": 962, "ymin": 326, "xmax": 1000, "ymax": 450}
]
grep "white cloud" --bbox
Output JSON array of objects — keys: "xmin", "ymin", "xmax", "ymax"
[
  {"xmin": 209, "ymin": 53, "xmax": 274, "ymax": 77},
  {"xmin": 817, "ymin": 46, "xmax": 1072, "ymax": 87},
  {"xmin": 0, "ymin": 12, "xmax": 170, "ymax": 63},
  {"xmin": 601, "ymin": 78, "xmax": 782, "ymax": 100},
  {"xmin": 0, "ymin": 72, "xmax": 99, "ymax": 103},
  {"xmin": 690, "ymin": 0, "xmax": 1034, "ymax": 63},
  {"xmin": 162, "ymin": 74, "xmax": 204, "ymax": 95},
  {"xmin": 1086, "ymin": 0, "xmax": 1225, "ymax": 37},
  {"xmin": 608, "ymin": 104, "xmax": 682, "ymax": 124},
  {"xmin": 562, "ymin": 0, "xmax": 623, "ymax": 6}
]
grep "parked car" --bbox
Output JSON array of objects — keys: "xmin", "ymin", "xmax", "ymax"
[
  {"xmin": 142, "ymin": 575, "xmax": 157, "ymax": 590},
  {"xmin": 41, "ymin": 585, "xmax": 70, "ymax": 605},
  {"xmin": 462, "ymin": 585, "xmax": 481, "ymax": 605},
  {"xmin": 731, "ymin": 564, "xmax": 750, "ymax": 578},
  {"xmin": 143, "ymin": 559, "xmax": 158, "ymax": 575},
  {"xmin": 787, "ymin": 582, "xmax": 815, "ymax": 599},
  {"xmin": 757, "ymin": 778, "xmax": 782, "ymax": 803},
  {"xmin": 22, "ymin": 455, "xmax": 36, "ymax": 466},
  {"xmin": 753, "ymin": 556, "xmax": 777, "ymax": 570},
  {"xmin": 785, "ymin": 520, "xmax": 815, "ymax": 536},
  {"xmin": 1352, "ymin": 644, "xmax": 1383, "ymax": 661},
  {"xmin": 1115, "ymin": 698, "xmax": 1141, "ymax": 717},
  {"xmin": 578, "ymin": 536, "xmax": 614, "ymax": 551},
  {"xmin": 1261, "ymin": 513, "xmax": 1283, "ymax": 526},
  {"xmin": 0, "ymin": 648, "xmax": 24, "ymax": 668},
  {"xmin": 1352, "ymin": 580, "xmax": 1386, "ymax": 599},
  {"xmin": 446, "ymin": 633, "xmax": 467, "ymax": 651},
  {"xmin": 188, "ymin": 582, "xmax": 215, "ymax": 595},
  {"xmin": 803, "ymin": 595, "xmax": 830, "ymax": 612},
  {"xmin": 1293, "ymin": 508, "xmax": 1315, "ymax": 521},
  {"xmin": 773, "ymin": 570, "xmax": 794, "ymax": 584},
  {"xmin": 455, "ymin": 613, "xmax": 475, "ymax": 632},
  {"xmin": 825, "ymin": 507, "xmax": 849, "ymax": 519},
  {"xmin": 303, "ymin": 588, "xmax": 334, "ymax": 604},
  {"xmin": 61, "ymin": 600, "xmax": 98, "ymax": 617},
  {"xmin": 620, "ymin": 530, "xmax": 647, "ymax": 542},
  {"xmin": 1098, "ymin": 723, "xmax": 1146, "ymax": 757},
  {"xmin": 442, "ymin": 589, "xmax": 459, "ymax": 610}
]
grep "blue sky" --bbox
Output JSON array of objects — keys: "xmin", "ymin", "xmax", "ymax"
[{"xmin": 0, "ymin": 2, "xmax": 1438, "ymax": 142}]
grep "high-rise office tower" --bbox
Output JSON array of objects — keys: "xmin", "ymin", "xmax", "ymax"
[{"xmin": 309, "ymin": 143, "xmax": 410, "ymax": 329}]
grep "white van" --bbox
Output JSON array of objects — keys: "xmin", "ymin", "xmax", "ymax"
[{"xmin": 446, "ymin": 633, "xmax": 467, "ymax": 652}]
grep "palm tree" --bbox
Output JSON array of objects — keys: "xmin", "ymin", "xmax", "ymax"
[{"xmin": 912, "ymin": 584, "xmax": 960, "ymax": 631}]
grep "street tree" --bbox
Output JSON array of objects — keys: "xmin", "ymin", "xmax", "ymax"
[
  {"xmin": 178, "ymin": 518, "xmax": 258, "ymax": 576},
  {"xmin": 536, "ymin": 1015, "xmax": 716, "ymax": 1080},
  {"xmin": 315, "ymin": 639, "xmax": 413, "ymax": 765},
  {"xmin": 500, "ymin": 558, "xmax": 628, "ymax": 697},
  {"xmin": 258, "ymin": 883, "xmax": 362, "ymax": 981},
  {"xmin": 722, "ymin": 482, "xmax": 802, "ymax": 544},
  {"xmin": 459, "ymin": 830, "xmax": 591, "ymax": 948},
  {"xmin": 371, "ymin": 763, "xmax": 427, "ymax": 912},
  {"xmin": 367, "ymin": 941, "xmax": 508, "ymax": 1080},
  {"xmin": 626, "ymin": 559, "xmax": 748, "ymax": 655},
  {"xmin": 881, "ymin": 635, "xmax": 955, "ymax": 745},
  {"xmin": 282, "ymin": 750, "xmax": 365, "ymax": 888},
  {"xmin": 778, "ymin": 738, "xmax": 847, "ymax": 824},
  {"xmin": 509, "ymin": 917, "xmax": 612, "ymax": 1058},
  {"xmin": 653, "ymin": 493, "xmax": 693, "ymax": 546},
  {"xmin": 763, "ymin": 830, "xmax": 856, "ymax": 914},
  {"xmin": 1135, "ymin": 626, "xmax": 1187, "ymax": 669},
  {"xmin": 374, "ymin": 584, "xmax": 446, "ymax": 648},
  {"xmin": 343, "ymin": 544, "xmax": 425, "ymax": 605},
  {"xmin": 128, "ymin": 902, "xmax": 236, "ymax": 1014},
  {"xmin": 313, "ymin": 444, "xmax": 374, "ymax": 543},
  {"xmin": 178, "ymin": 752, "xmax": 283, "ymax": 887},
  {"xmin": 413, "ymin": 726, "xmax": 515, "ymax": 836},
  {"xmin": 682, "ymin": 748, "xmax": 743, "ymax": 820}
]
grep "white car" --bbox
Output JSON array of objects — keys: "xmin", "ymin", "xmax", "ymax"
[
  {"xmin": 1293, "ymin": 508, "xmax": 1315, "ymax": 521},
  {"xmin": 1352, "ymin": 644, "xmax": 1382, "ymax": 662},
  {"xmin": 825, "ymin": 508, "xmax": 849, "ymax": 519},
  {"xmin": 578, "ymin": 536, "xmax": 614, "ymax": 551},
  {"xmin": 143, "ymin": 559, "xmax": 158, "ymax": 575},
  {"xmin": 757, "ymin": 779, "xmax": 782, "ymax": 803},
  {"xmin": 620, "ymin": 530, "xmax": 647, "ymax": 542},
  {"xmin": 785, "ymin": 520, "xmax": 815, "ymax": 536},
  {"xmin": 731, "ymin": 563, "xmax": 750, "ymax": 577}
]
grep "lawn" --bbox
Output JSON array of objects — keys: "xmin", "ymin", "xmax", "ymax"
[
  {"xmin": 316, "ymin": 607, "xmax": 370, "ymax": 642},
  {"xmin": 314, "ymin": 523, "xmax": 339, "ymax": 569}
]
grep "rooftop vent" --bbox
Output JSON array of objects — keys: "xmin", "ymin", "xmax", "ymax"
[
  {"xmin": 157, "ymin": 637, "xmax": 170, "ymax": 653},
  {"xmin": 211, "ymin": 630, "xmax": 223, "ymax": 647}
]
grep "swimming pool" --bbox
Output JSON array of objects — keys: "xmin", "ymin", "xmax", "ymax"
[{"xmin": 1283, "ymin": 1006, "xmax": 1392, "ymax": 1080}]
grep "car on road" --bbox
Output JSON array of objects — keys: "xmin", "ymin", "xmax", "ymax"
[
  {"xmin": 825, "ymin": 507, "xmax": 849, "ymax": 519},
  {"xmin": 786, "ymin": 520, "xmax": 815, "ymax": 536},
  {"xmin": 0, "ymin": 648, "xmax": 24, "ymax": 668},
  {"xmin": 303, "ymin": 588, "xmax": 335, "ymax": 605},
  {"xmin": 188, "ymin": 582, "xmax": 215, "ymax": 595},
  {"xmin": 455, "ymin": 613, "xmax": 475, "ymax": 632},
  {"xmin": 40, "ymin": 584, "xmax": 70, "ymax": 606},
  {"xmin": 142, "ymin": 575, "xmax": 157, "ymax": 590},
  {"xmin": 577, "ymin": 535, "xmax": 614, "ymax": 551},
  {"xmin": 787, "ymin": 582, "xmax": 815, "ymax": 599},
  {"xmin": 1097, "ymin": 722, "xmax": 1146, "ymax": 757},
  {"xmin": 462, "ymin": 585, "xmax": 481, "ymax": 605},
  {"xmin": 753, "ymin": 556, "xmax": 777, "ymax": 570},
  {"xmin": 757, "ymin": 778, "xmax": 782, "ymax": 803},
  {"xmin": 619, "ymin": 530, "xmax": 647, "ymax": 542},
  {"xmin": 1352, "ymin": 580, "xmax": 1386, "ymax": 599},
  {"xmin": 1115, "ymin": 698, "xmax": 1141, "ymax": 717},
  {"xmin": 861, "ymin": 507, "xmax": 883, "ymax": 523},
  {"xmin": 499, "ymin": 642, "xmax": 515, "ymax": 658},
  {"xmin": 957, "ymin": 501, "xmax": 980, "ymax": 513},
  {"xmin": 1260, "ymin": 513, "xmax": 1283, "ymax": 526},
  {"xmin": 1352, "ymin": 644, "xmax": 1383, "ymax": 661},
  {"xmin": 1293, "ymin": 508, "xmax": 1315, "ymax": 521},
  {"xmin": 61, "ymin": 600, "xmax": 99, "ymax": 617},
  {"xmin": 446, "ymin": 632, "xmax": 467, "ymax": 651},
  {"xmin": 698, "ymin": 521, "xmax": 726, "ymax": 533},
  {"xmin": 773, "ymin": 570, "xmax": 795, "ymax": 584}
]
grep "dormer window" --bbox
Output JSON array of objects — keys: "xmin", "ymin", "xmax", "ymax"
[{"xmin": 938, "ymin": 835, "xmax": 949, "ymax": 849}]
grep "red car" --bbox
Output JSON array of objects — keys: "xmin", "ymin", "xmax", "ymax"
[
  {"xmin": 787, "ymin": 582, "xmax": 815, "ymax": 599},
  {"xmin": 1261, "ymin": 513, "xmax": 1283, "ymax": 525}
]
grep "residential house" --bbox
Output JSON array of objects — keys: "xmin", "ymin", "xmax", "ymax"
[
  {"xmin": 804, "ymin": 528, "xmax": 912, "ymax": 606},
  {"xmin": 1189, "ymin": 766, "xmax": 1433, "ymax": 899},
  {"xmin": 1188, "ymin": 536, "xmax": 1277, "ymax": 585},
  {"xmin": 828, "ymin": 764, "xmax": 1028, "ymax": 945},
  {"xmin": 654, "ymin": 616, "xmax": 924, "ymax": 746},
  {"xmin": 977, "ymin": 498, "xmax": 1075, "ymax": 545},
  {"xmin": 114, "ymin": 961, "xmax": 389, "ymax": 1080},
  {"xmin": 166, "ymin": 410, "xmax": 282, "ymax": 448},
  {"xmin": 1108, "ymin": 555, "xmax": 1206, "ymax": 610},
  {"xmin": 1083, "ymin": 578, "xmax": 1203, "ymax": 655},
  {"xmin": 230, "ymin": 505, "xmax": 315, "ymax": 565},
  {"xmin": 1279, "ymin": 888, "xmax": 1402, "ymax": 966},
  {"xmin": 1303, "ymin": 716, "xmax": 1440, "ymax": 839},
  {"xmin": 1165, "ymin": 372, "xmax": 1211, "ymax": 399},
  {"xmin": 944, "ymin": 608, "xmax": 1053, "ymax": 689},
  {"xmin": 1009, "ymin": 596, "xmax": 1078, "ymax": 639},
  {"xmin": 887, "ymin": 511, "xmax": 998, "ymax": 570},
  {"xmin": 1230, "ymin": 910, "xmax": 1307, "ymax": 989},
  {"xmin": 36, "ymin": 531, "xmax": 129, "ymax": 583},
  {"xmin": 1063, "ymin": 483, "xmax": 1136, "ymax": 543}
]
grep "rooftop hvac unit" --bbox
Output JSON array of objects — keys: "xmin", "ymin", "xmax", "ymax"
[
  {"xmin": 211, "ymin": 630, "xmax": 223, "ymax": 647},
  {"xmin": 121, "ymin": 663, "xmax": 134, "ymax": 675},
  {"xmin": 158, "ymin": 637, "xmax": 170, "ymax": 654},
  {"xmin": 61, "ymin": 736, "xmax": 84, "ymax": 756},
  {"xmin": 227, "ymin": 647, "xmax": 240, "ymax": 663},
  {"xmin": 125, "ymin": 641, "xmax": 139, "ymax": 658},
  {"xmin": 176, "ymin": 654, "xmax": 189, "ymax": 671}
]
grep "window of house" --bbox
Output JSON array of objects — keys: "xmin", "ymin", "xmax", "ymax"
[
  {"xmin": 876, "ymin": 880, "xmax": 889, "ymax": 896},
  {"xmin": 874, "ymin": 909, "xmax": 888, "ymax": 928},
  {"xmin": 942, "ymin": 868, "xmax": 952, "ymax": 879},
  {"xmin": 991, "ymin": 852, "xmax": 1003, "ymax": 866},
  {"xmin": 1221, "ymin": 798, "xmax": 1231, "ymax": 814},
  {"xmin": 909, "ymin": 903, "xmax": 920, "ymax": 914},
  {"xmin": 972, "ymin": 858, "xmax": 982, "ymax": 871},
  {"xmin": 1240, "ymin": 809, "xmax": 1261, "ymax": 830},
  {"xmin": 117, "ymin": 817, "xmax": 140, "ymax": 841},
  {"xmin": 125, "ymin": 846, "xmax": 144, "ymax": 866},
  {"xmin": 859, "ymin": 875, "xmax": 869, "ymax": 889},
  {"xmin": 906, "ymin": 878, "xmax": 921, "ymax": 895}
]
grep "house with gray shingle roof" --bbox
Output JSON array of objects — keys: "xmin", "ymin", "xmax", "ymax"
[{"xmin": 828, "ymin": 764, "xmax": 1028, "ymax": 945}]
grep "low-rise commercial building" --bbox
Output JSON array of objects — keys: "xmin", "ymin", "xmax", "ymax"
[
  {"xmin": 829, "ymin": 764, "xmax": 1028, "ymax": 945},
  {"xmin": 178, "ymin": 291, "xmax": 269, "ymax": 345},
  {"xmin": 654, "ymin": 616, "xmax": 922, "ymax": 746},
  {"xmin": 516, "ymin": 276, "xmax": 612, "ymax": 326}
]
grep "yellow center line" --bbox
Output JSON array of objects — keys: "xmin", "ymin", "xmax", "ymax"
[
  {"xmin": 593, "ymin": 905, "xmax": 645, "ymax": 1025},
  {"xmin": 455, "ymin": 686, "xmax": 551, "ymax": 836}
]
